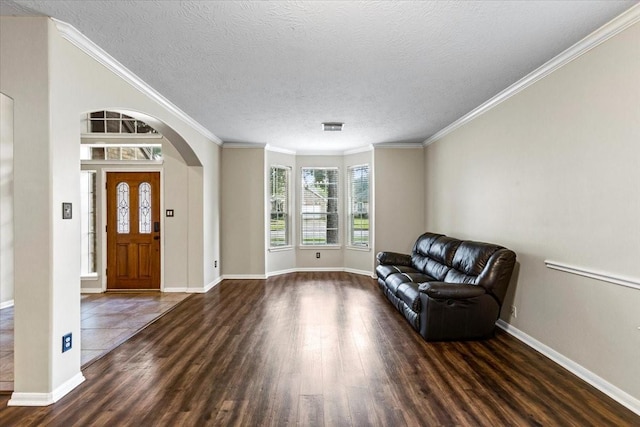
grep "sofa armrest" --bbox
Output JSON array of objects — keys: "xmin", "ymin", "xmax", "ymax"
[
  {"xmin": 418, "ymin": 282, "xmax": 486, "ymax": 299},
  {"xmin": 376, "ymin": 251, "xmax": 412, "ymax": 267}
]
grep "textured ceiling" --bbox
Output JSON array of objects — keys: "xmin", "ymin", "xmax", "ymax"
[{"xmin": 1, "ymin": 1, "xmax": 636, "ymax": 152}]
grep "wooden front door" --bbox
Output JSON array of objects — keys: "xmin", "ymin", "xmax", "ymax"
[{"xmin": 107, "ymin": 172, "xmax": 160, "ymax": 290}]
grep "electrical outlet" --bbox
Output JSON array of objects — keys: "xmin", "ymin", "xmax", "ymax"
[
  {"xmin": 214, "ymin": 260, "xmax": 217, "ymax": 268},
  {"xmin": 62, "ymin": 333, "xmax": 72, "ymax": 353},
  {"xmin": 316, "ymin": 252, "xmax": 320, "ymax": 259},
  {"xmin": 510, "ymin": 305, "xmax": 517, "ymax": 318}
]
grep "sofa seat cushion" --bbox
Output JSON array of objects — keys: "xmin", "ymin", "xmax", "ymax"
[
  {"xmin": 376, "ymin": 264, "xmax": 420, "ymax": 281},
  {"xmin": 384, "ymin": 272, "xmax": 435, "ymax": 297}
]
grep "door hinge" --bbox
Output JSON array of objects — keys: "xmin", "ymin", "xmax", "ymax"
[{"xmin": 105, "ymin": 225, "xmax": 107, "ymax": 232}]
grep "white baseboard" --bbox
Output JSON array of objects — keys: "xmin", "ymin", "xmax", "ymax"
[
  {"xmin": 221, "ymin": 274, "xmax": 268, "ymax": 280},
  {"xmin": 0, "ymin": 299, "xmax": 14, "ymax": 309},
  {"xmin": 266, "ymin": 268, "xmax": 299, "ymax": 278},
  {"xmin": 344, "ymin": 267, "xmax": 376, "ymax": 278},
  {"xmin": 496, "ymin": 320, "xmax": 640, "ymax": 416},
  {"xmin": 80, "ymin": 288, "xmax": 103, "ymax": 294},
  {"xmin": 200, "ymin": 277, "xmax": 223, "ymax": 293},
  {"xmin": 256, "ymin": 268, "xmax": 376, "ymax": 279},
  {"xmin": 8, "ymin": 372, "xmax": 85, "ymax": 407},
  {"xmin": 163, "ymin": 287, "xmax": 188, "ymax": 293}
]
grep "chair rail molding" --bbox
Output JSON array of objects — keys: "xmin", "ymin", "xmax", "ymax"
[{"xmin": 545, "ymin": 260, "xmax": 640, "ymax": 291}]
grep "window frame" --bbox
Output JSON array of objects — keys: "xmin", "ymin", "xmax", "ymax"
[
  {"xmin": 269, "ymin": 165, "xmax": 292, "ymax": 249},
  {"xmin": 347, "ymin": 164, "xmax": 370, "ymax": 249},
  {"xmin": 80, "ymin": 170, "xmax": 97, "ymax": 277},
  {"xmin": 300, "ymin": 167, "xmax": 340, "ymax": 247},
  {"xmin": 86, "ymin": 111, "xmax": 158, "ymax": 135}
]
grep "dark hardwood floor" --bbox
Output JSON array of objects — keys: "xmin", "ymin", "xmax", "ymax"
[{"xmin": 0, "ymin": 272, "xmax": 637, "ymax": 426}]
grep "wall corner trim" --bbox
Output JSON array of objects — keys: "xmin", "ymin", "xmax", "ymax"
[
  {"xmin": 51, "ymin": 18, "xmax": 223, "ymax": 146},
  {"xmin": 496, "ymin": 320, "xmax": 640, "ymax": 416},
  {"xmin": 8, "ymin": 372, "xmax": 86, "ymax": 407},
  {"xmin": 423, "ymin": 4, "xmax": 640, "ymax": 147}
]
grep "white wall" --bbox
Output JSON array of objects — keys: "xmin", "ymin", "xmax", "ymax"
[
  {"xmin": 265, "ymin": 149, "xmax": 297, "ymax": 276},
  {"xmin": 374, "ymin": 146, "xmax": 425, "ymax": 256},
  {"xmin": 0, "ymin": 93, "xmax": 14, "ymax": 307},
  {"xmin": 220, "ymin": 147, "xmax": 378, "ymax": 277},
  {"xmin": 424, "ymin": 21, "xmax": 640, "ymax": 402},
  {"xmin": 296, "ymin": 155, "xmax": 345, "ymax": 270},
  {"xmin": 344, "ymin": 149, "xmax": 374, "ymax": 275}
]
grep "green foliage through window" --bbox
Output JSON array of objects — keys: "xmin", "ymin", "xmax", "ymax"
[
  {"xmin": 301, "ymin": 168, "xmax": 339, "ymax": 245},
  {"xmin": 270, "ymin": 166, "xmax": 290, "ymax": 247},
  {"xmin": 348, "ymin": 165, "xmax": 369, "ymax": 247}
]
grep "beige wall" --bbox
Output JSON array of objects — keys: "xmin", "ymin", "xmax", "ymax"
[
  {"xmin": 1, "ymin": 17, "xmax": 56, "ymax": 395},
  {"xmin": 79, "ymin": 137, "xmax": 191, "ymax": 292},
  {"xmin": 221, "ymin": 147, "xmax": 265, "ymax": 276},
  {"xmin": 374, "ymin": 146, "xmax": 425, "ymax": 255},
  {"xmin": 1, "ymin": 16, "xmax": 222, "ymax": 400},
  {"xmin": 424, "ymin": 22, "xmax": 640, "ymax": 401}
]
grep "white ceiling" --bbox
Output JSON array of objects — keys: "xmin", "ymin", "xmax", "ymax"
[{"xmin": 1, "ymin": 0, "xmax": 636, "ymax": 153}]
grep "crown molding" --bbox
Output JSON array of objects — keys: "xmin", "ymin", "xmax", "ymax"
[
  {"xmin": 344, "ymin": 144, "xmax": 374, "ymax": 155},
  {"xmin": 373, "ymin": 142, "xmax": 424, "ymax": 149},
  {"xmin": 51, "ymin": 18, "xmax": 223, "ymax": 146},
  {"xmin": 296, "ymin": 150, "xmax": 349, "ymax": 156},
  {"xmin": 222, "ymin": 142, "xmax": 267, "ymax": 149},
  {"xmin": 424, "ymin": 4, "xmax": 640, "ymax": 146},
  {"xmin": 265, "ymin": 144, "xmax": 297, "ymax": 155}
]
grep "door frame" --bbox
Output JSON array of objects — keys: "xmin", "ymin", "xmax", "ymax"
[{"xmin": 101, "ymin": 166, "xmax": 165, "ymax": 291}]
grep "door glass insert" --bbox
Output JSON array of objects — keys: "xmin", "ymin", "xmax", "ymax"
[
  {"xmin": 116, "ymin": 182, "xmax": 130, "ymax": 234},
  {"xmin": 139, "ymin": 182, "xmax": 152, "ymax": 234}
]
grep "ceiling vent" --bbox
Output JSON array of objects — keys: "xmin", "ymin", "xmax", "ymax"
[{"xmin": 322, "ymin": 122, "xmax": 344, "ymax": 132}]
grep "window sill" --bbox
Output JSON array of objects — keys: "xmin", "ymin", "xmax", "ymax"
[
  {"xmin": 346, "ymin": 245, "xmax": 371, "ymax": 252},
  {"xmin": 269, "ymin": 246, "xmax": 294, "ymax": 252},
  {"xmin": 299, "ymin": 245, "xmax": 342, "ymax": 250}
]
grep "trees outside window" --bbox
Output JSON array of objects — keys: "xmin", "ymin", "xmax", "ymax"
[
  {"xmin": 348, "ymin": 165, "xmax": 369, "ymax": 247},
  {"xmin": 301, "ymin": 168, "xmax": 339, "ymax": 245},
  {"xmin": 270, "ymin": 166, "xmax": 290, "ymax": 247}
]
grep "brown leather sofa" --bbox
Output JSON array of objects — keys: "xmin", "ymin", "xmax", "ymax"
[{"xmin": 376, "ymin": 232, "xmax": 516, "ymax": 341}]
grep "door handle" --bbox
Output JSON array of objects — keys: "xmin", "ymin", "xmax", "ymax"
[
  {"xmin": 153, "ymin": 236, "xmax": 160, "ymax": 240},
  {"xmin": 154, "ymin": 222, "xmax": 160, "ymax": 232}
]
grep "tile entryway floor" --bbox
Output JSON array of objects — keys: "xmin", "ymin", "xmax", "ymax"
[{"xmin": 0, "ymin": 292, "xmax": 190, "ymax": 392}]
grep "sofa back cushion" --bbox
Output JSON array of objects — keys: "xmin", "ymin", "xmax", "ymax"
[{"xmin": 411, "ymin": 233, "xmax": 515, "ymax": 303}]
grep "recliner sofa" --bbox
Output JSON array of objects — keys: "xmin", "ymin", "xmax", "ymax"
[{"xmin": 376, "ymin": 232, "xmax": 516, "ymax": 341}]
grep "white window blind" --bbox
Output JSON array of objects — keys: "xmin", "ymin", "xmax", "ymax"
[
  {"xmin": 301, "ymin": 168, "xmax": 339, "ymax": 245},
  {"xmin": 348, "ymin": 165, "xmax": 370, "ymax": 247},
  {"xmin": 270, "ymin": 166, "xmax": 290, "ymax": 247}
]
